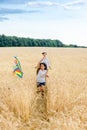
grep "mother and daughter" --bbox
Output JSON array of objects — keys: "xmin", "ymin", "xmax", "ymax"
[{"xmin": 35, "ymin": 52, "xmax": 51, "ymax": 94}]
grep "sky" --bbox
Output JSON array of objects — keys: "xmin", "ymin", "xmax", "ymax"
[{"xmin": 0, "ymin": 0, "xmax": 87, "ymax": 46}]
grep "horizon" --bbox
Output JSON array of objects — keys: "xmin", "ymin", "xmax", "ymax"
[{"xmin": 0, "ymin": 0, "xmax": 87, "ymax": 46}]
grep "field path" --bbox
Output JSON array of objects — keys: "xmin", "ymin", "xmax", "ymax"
[{"xmin": 31, "ymin": 86, "xmax": 48, "ymax": 120}]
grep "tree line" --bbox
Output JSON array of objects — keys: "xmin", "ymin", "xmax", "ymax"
[{"xmin": 0, "ymin": 34, "xmax": 86, "ymax": 48}]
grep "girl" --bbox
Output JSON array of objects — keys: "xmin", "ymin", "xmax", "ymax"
[{"xmin": 37, "ymin": 63, "xmax": 48, "ymax": 94}]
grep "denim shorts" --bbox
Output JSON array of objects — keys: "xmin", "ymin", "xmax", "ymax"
[{"xmin": 37, "ymin": 82, "xmax": 46, "ymax": 87}]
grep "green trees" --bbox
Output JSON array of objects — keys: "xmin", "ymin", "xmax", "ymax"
[
  {"xmin": 0, "ymin": 34, "xmax": 82, "ymax": 48},
  {"xmin": 0, "ymin": 35, "xmax": 65, "ymax": 47}
]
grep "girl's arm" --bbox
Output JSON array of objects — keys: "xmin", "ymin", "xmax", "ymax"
[
  {"xmin": 35, "ymin": 62, "xmax": 40, "ymax": 68},
  {"xmin": 46, "ymin": 71, "xmax": 49, "ymax": 77}
]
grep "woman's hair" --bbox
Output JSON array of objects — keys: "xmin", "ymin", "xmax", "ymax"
[
  {"xmin": 36, "ymin": 63, "xmax": 47, "ymax": 74},
  {"xmin": 42, "ymin": 52, "xmax": 47, "ymax": 55}
]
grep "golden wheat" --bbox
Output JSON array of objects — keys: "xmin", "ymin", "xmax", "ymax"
[{"xmin": 0, "ymin": 47, "xmax": 87, "ymax": 130}]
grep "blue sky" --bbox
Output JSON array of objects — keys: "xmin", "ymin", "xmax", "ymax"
[{"xmin": 0, "ymin": 0, "xmax": 87, "ymax": 46}]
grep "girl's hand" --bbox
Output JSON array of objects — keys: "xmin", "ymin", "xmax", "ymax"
[{"xmin": 46, "ymin": 74, "xmax": 49, "ymax": 78}]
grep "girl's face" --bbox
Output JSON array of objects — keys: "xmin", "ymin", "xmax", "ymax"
[
  {"xmin": 40, "ymin": 64, "xmax": 45, "ymax": 70},
  {"xmin": 14, "ymin": 59, "xmax": 17, "ymax": 64}
]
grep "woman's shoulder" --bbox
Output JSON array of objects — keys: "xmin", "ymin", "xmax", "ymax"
[{"xmin": 45, "ymin": 57, "xmax": 49, "ymax": 61}]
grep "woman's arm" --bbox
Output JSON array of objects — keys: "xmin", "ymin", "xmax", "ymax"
[{"xmin": 35, "ymin": 58, "xmax": 44, "ymax": 68}]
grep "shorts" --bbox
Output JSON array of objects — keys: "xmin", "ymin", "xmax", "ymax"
[{"xmin": 37, "ymin": 82, "xmax": 46, "ymax": 87}]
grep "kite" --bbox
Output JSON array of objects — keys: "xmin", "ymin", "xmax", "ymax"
[{"xmin": 13, "ymin": 56, "xmax": 23, "ymax": 78}]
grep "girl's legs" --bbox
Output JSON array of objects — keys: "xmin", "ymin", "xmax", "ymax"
[
  {"xmin": 37, "ymin": 87, "xmax": 41, "ymax": 92},
  {"xmin": 40, "ymin": 85, "xmax": 44, "ymax": 92},
  {"xmin": 40, "ymin": 85, "xmax": 45, "ymax": 96},
  {"xmin": 37, "ymin": 83, "xmax": 45, "ymax": 96}
]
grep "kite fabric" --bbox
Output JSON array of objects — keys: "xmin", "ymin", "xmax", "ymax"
[{"xmin": 13, "ymin": 56, "xmax": 23, "ymax": 78}]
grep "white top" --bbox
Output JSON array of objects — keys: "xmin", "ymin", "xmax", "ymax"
[
  {"xmin": 37, "ymin": 69, "xmax": 47, "ymax": 83},
  {"xmin": 40, "ymin": 58, "xmax": 50, "ymax": 69}
]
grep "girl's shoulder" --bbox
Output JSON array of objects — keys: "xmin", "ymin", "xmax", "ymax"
[
  {"xmin": 39, "ymin": 69, "xmax": 47, "ymax": 73},
  {"xmin": 37, "ymin": 69, "xmax": 42, "ymax": 74},
  {"xmin": 44, "ymin": 69, "xmax": 47, "ymax": 73}
]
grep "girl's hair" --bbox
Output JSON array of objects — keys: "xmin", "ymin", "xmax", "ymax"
[{"xmin": 36, "ymin": 63, "xmax": 47, "ymax": 74}]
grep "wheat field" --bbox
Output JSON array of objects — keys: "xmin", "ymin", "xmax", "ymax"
[{"xmin": 0, "ymin": 47, "xmax": 87, "ymax": 130}]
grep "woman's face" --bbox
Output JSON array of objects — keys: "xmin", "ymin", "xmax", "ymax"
[
  {"xmin": 42, "ymin": 53, "xmax": 47, "ymax": 57},
  {"xmin": 40, "ymin": 64, "xmax": 45, "ymax": 70}
]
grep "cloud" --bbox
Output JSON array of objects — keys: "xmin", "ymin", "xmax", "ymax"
[
  {"xmin": 0, "ymin": 8, "xmax": 39, "ymax": 15},
  {"xmin": 27, "ymin": 1, "xmax": 60, "ymax": 7},
  {"xmin": 27, "ymin": 0, "xmax": 87, "ymax": 10},
  {"xmin": 0, "ymin": 0, "xmax": 26, "ymax": 4},
  {"xmin": 0, "ymin": 16, "xmax": 9, "ymax": 22},
  {"xmin": 62, "ymin": 0, "xmax": 87, "ymax": 10},
  {"xmin": 0, "ymin": 0, "xmax": 38, "ymax": 4},
  {"xmin": 0, "ymin": 8, "xmax": 40, "ymax": 21}
]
